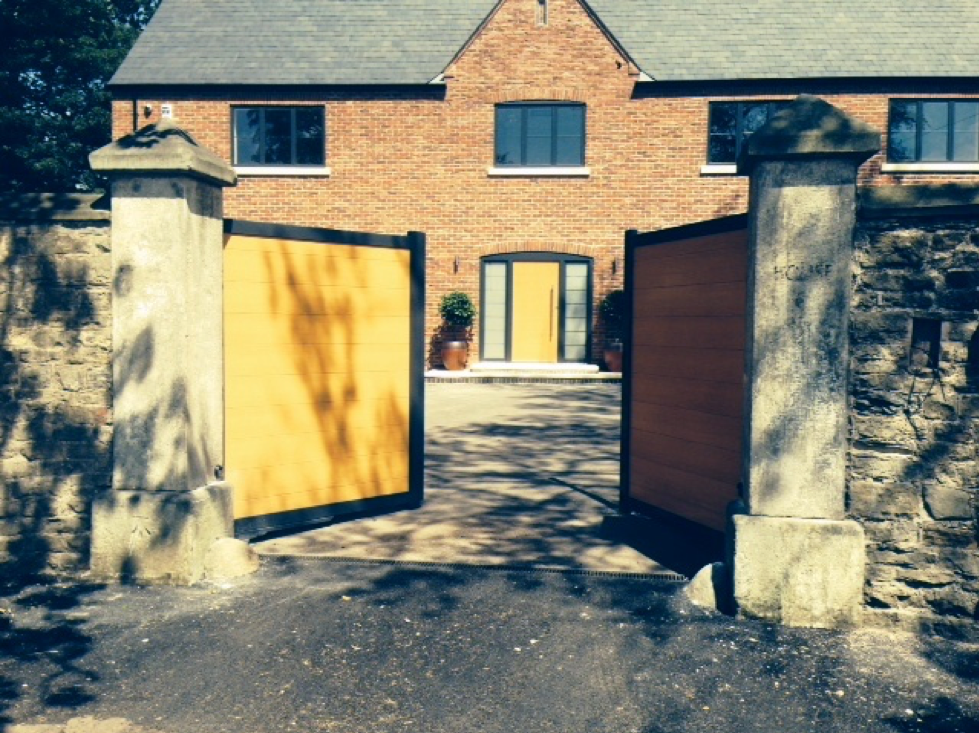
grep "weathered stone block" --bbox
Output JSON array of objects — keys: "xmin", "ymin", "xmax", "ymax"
[
  {"xmin": 90, "ymin": 483, "xmax": 233, "ymax": 585},
  {"xmin": 960, "ymin": 395, "xmax": 979, "ymax": 416},
  {"xmin": 731, "ymin": 515, "xmax": 865, "ymax": 628},
  {"xmin": 863, "ymin": 519, "xmax": 922, "ymax": 553},
  {"xmin": 894, "ymin": 564, "xmax": 958, "ymax": 588},
  {"xmin": 948, "ymin": 549, "xmax": 979, "ymax": 578},
  {"xmin": 922, "ymin": 523, "xmax": 977, "ymax": 550},
  {"xmin": 866, "ymin": 234, "xmax": 925, "ymax": 267},
  {"xmin": 946, "ymin": 342, "xmax": 972, "ymax": 364},
  {"xmin": 865, "ymin": 581, "xmax": 920, "ymax": 611},
  {"xmin": 46, "ymin": 532, "xmax": 90, "ymax": 554},
  {"xmin": 852, "ymin": 372, "xmax": 916, "ymax": 394},
  {"xmin": 850, "ymin": 312, "xmax": 911, "ymax": 338},
  {"xmin": 849, "ymin": 450, "xmax": 914, "ymax": 482},
  {"xmin": 851, "ymin": 342, "xmax": 907, "ymax": 367},
  {"xmin": 948, "ymin": 321, "xmax": 979, "ymax": 341},
  {"xmin": 848, "ymin": 481, "xmax": 922, "ymax": 518},
  {"xmin": 920, "ymin": 399, "xmax": 958, "ymax": 421},
  {"xmin": 949, "ymin": 460, "xmax": 979, "ymax": 482},
  {"xmin": 203, "ymin": 537, "xmax": 260, "ymax": 580},
  {"xmin": 924, "ymin": 484, "xmax": 975, "ymax": 520},
  {"xmin": 858, "ymin": 270, "xmax": 907, "ymax": 291},
  {"xmin": 947, "ymin": 248, "xmax": 979, "ymax": 269},
  {"xmin": 851, "ymin": 415, "xmax": 919, "ymax": 451},
  {"xmin": 850, "ymin": 392, "xmax": 905, "ymax": 416},
  {"xmin": 925, "ymin": 587, "xmax": 979, "ymax": 618}
]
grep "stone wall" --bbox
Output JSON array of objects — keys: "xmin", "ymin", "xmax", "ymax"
[
  {"xmin": 851, "ymin": 189, "xmax": 979, "ymax": 630},
  {"xmin": 0, "ymin": 194, "xmax": 112, "ymax": 578}
]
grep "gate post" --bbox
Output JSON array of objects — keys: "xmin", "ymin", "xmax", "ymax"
[
  {"xmin": 88, "ymin": 120, "xmax": 244, "ymax": 584},
  {"xmin": 731, "ymin": 96, "xmax": 880, "ymax": 627}
]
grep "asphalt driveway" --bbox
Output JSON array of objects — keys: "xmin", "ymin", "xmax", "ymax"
[{"xmin": 3, "ymin": 561, "xmax": 979, "ymax": 733}]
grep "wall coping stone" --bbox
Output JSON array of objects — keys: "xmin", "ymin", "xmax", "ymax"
[
  {"xmin": 0, "ymin": 193, "xmax": 110, "ymax": 222},
  {"xmin": 90, "ymin": 118, "xmax": 236, "ymax": 187},
  {"xmin": 859, "ymin": 183, "xmax": 979, "ymax": 219},
  {"xmin": 739, "ymin": 95, "xmax": 881, "ymax": 172}
]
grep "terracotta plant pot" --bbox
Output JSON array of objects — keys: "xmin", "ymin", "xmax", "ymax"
[
  {"xmin": 603, "ymin": 344, "xmax": 623, "ymax": 373},
  {"xmin": 441, "ymin": 340, "xmax": 469, "ymax": 371}
]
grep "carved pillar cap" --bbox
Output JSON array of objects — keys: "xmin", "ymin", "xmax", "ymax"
[
  {"xmin": 738, "ymin": 95, "xmax": 881, "ymax": 174},
  {"xmin": 90, "ymin": 118, "xmax": 236, "ymax": 187}
]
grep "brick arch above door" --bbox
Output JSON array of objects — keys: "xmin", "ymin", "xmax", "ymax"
[{"xmin": 475, "ymin": 241, "xmax": 592, "ymax": 258}]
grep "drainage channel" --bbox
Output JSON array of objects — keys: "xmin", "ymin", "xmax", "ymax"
[{"xmin": 261, "ymin": 553, "xmax": 688, "ymax": 582}]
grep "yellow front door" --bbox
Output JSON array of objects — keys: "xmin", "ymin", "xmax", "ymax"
[{"xmin": 511, "ymin": 262, "xmax": 560, "ymax": 363}]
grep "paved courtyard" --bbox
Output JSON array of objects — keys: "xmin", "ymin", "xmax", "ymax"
[{"xmin": 256, "ymin": 382, "xmax": 678, "ymax": 575}]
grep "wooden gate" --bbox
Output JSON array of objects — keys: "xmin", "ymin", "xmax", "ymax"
[
  {"xmin": 223, "ymin": 220, "xmax": 425, "ymax": 538},
  {"xmin": 621, "ymin": 215, "xmax": 748, "ymax": 532}
]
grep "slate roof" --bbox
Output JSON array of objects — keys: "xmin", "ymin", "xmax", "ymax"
[
  {"xmin": 587, "ymin": 0, "xmax": 979, "ymax": 80},
  {"xmin": 110, "ymin": 0, "xmax": 501, "ymax": 86},
  {"xmin": 111, "ymin": 0, "xmax": 979, "ymax": 87}
]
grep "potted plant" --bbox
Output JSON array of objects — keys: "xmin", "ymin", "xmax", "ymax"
[
  {"xmin": 599, "ymin": 289, "xmax": 625, "ymax": 372},
  {"xmin": 439, "ymin": 291, "xmax": 476, "ymax": 370}
]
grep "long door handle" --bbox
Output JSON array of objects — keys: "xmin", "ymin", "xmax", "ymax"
[{"xmin": 549, "ymin": 288, "xmax": 554, "ymax": 341}]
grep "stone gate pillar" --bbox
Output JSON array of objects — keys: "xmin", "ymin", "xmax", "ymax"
[
  {"xmin": 88, "ymin": 120, "xmax": 241, "ymax": 584},
  {"xmin": 731, "ymin": 96, "xmax": 880, "ymax": 627}
]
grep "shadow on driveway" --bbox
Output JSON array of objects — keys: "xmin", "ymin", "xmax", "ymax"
[{"xmin": 256, "ymin": 383, "xmax": 721, "ymax": 576}]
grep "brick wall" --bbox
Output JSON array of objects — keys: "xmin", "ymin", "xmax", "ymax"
[
  {"xmin": 110, "ymin": 0, "xmax": 979, "ymax": 363},
  {"xmin": 0, "ymin": 195, "xmax": 112, "ymax": 578},
  {"xmin": 850, "ymin": 206, "xmax": 979, "ymax": 630}
]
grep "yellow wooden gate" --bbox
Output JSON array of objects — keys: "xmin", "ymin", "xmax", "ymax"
[
  {"xmin": 223, "ymin": 221, "xmax": 424, "ymax": 537},
  {"xmin": 622, "ymin": 216, "xmax": 748, "ymax": 532}
]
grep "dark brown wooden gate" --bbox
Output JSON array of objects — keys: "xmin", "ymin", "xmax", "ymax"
[{"xmin": 621, "ymin": 215, "xmax": 748, "ymax": 532}]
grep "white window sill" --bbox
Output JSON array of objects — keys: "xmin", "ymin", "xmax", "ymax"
[
  {"xmin": 881, "ymin": 162, "xmax": 979, "ymax": 174},
  {"xmin": 487, "ymin": 166, "xmax": 590, "ymax": 178},
  {"xmin": 234, "ymin": 166, "xmax": 332, "ymax": 177},
  {"xmin": 700, "ymin": 164, "xmax": 739, "ymax": 176}
]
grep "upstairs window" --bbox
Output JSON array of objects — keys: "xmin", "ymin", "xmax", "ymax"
[
  {"xmin": 495, "ymin": 103, "xmax": 585, "ymax": 167},
  {"xmin": 233, "ymin": 107, "xmax": 325, "ymax": 166},
  {"xmin": 888, "ymin": 100, "xmax": 979, "ymax": 163},
  {"xmin": 707, "ymin": 101, "xmax": 790, "ymax": 164}
]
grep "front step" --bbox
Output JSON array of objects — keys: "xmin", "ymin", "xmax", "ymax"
[{"xmin": 426, "ymin": 362, "xmax": 620, "ymax": 384}]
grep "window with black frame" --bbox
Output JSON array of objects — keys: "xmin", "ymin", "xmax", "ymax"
[
  {"xmin": 233, "ymin": 107, "xmax": 326, "ymax": 166},
  {"xmin": 494, "ymin": 103, "xmax": 585, "ymax": 167},
  {"xmin": 888, "ymin": 100, "xmax": 979, "ymax": 163},
  {"xmin": 707, "ymin": 101, "xmax": 790, "ymax": 165}
]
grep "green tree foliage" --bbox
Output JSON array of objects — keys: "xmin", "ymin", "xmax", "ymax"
[{"xmin": 0, "ymin": 0, "xmax": 160, "ymax": 192}]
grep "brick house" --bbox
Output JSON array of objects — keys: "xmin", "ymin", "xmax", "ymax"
[{"xmin": 109, "ymin": 0, "xmax": 979, "ymax": 367}]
